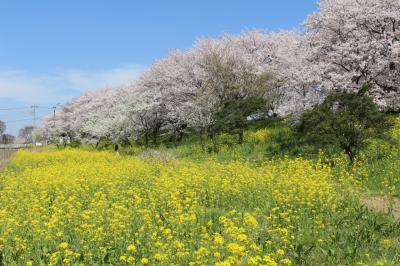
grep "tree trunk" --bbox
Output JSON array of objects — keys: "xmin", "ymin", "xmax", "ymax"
[
  {"xmin": 121, "ymin": 138, "xmax": 129, "ymax": 148},
  {"xmin": 153, "ymin": 130, "xmax": 158, "ymax": 145},
  {"xmin": 345, "ymin": 146, "xmax": 355, "ymax": 165},
  {"xmin": 175, "ymin": 129, "xmax": 183, "ymax": 142},
  {"xmin": 238, "ymin": 130, "xmax": 244, "ymax": 144},
  {"xmin": 200, "ymin": 129, "xmax": 206, "ymax": 152},
  {"xmin": 211, "ymin": 134, "xmax": 218, "ymax": 153}
]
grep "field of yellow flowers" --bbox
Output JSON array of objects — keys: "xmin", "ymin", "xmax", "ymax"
[{"xmin": 0, "ymin": 121, "xmax": 399, "ymax": 265}]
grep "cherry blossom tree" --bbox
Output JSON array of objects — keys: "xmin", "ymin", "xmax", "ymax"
[
  {"xmin": 305, "ymin": 0, "xmax": 400, "ymax": 110},
  {"xmin": 37, "ymin": 0, "xmax": 400, "ymax": 146}
]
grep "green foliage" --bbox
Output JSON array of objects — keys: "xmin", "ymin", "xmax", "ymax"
[
  {"xmin": 297, "ymin": 91, "xmax": 393, "ymax": 164},
  {"xmin": 211, "ymin": 96, "xmax": 266, "ymax": 143}
]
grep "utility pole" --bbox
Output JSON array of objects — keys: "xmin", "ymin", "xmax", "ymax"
[
  {"xmin": 30, "ymin": 105, "xmax": 38, "ymax": 127},
  {"xmin": 52, "ymin": 106, "xmax": 56, "ymax": 127},
  {"xmin": 30, "ymin": 105, "xmax": 39, "ymax": 146}
]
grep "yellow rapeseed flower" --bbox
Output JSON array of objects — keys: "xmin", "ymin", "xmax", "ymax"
[
  {"xmin": 244, "ymin": 213, "xmax": 258, "ymax": 228},
  {"xmin": 213, "ymin": 233, "xmax": 224, "ymax": 246},
  {"xmin": 127, "ymin": 244, "xmax": 136, "ymax": 253},
  {"xmin": 276, "ymin": 249, "xmax": 285, "ymax": 256},
  {"xmin": 227, "ymin": 243, "xmax": 245, "ymax": 256},
  {"xmin": 382, "ymin": 239, "xmax": 392, "ymax": 247},
  {"xmin": 58, "ymin": 242, "xmax": 69, "ymax": 249}
]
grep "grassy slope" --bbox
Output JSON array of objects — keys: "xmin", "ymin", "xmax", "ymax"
[
  {"xmin": 118, "ymin": 118, "xmax": 399, "ymax": 197},
  {"xmin": 1, "ymin": 118, "xmax": 399, "ymax": 265},
  {"xmin": 114, "ymin": 118, "xmax": 400, "ymax": 264}
]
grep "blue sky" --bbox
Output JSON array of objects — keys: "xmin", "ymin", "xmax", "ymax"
[{"xmin": 0, "ymin": 0, "xmax": 317, "ymax": 135}]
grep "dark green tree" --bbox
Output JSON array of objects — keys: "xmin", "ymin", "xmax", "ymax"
[
  {"xmin": 212, "ymin": 96, "xmax": 266, "ymax": 144},
  {"xmin": 297, "ymin": 91, "xmax": 393, "ymax": 164}
]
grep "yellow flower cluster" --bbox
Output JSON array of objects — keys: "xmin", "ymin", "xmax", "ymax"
[
  {"xmin": 245, "ymin": 129, "xmax": 270, "ymax": 143},
  {"xmin": 0, "ymin": 149, "xmax": 343, "ymax": 265}
]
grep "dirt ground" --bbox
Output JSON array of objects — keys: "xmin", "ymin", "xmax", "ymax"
[{"xmin": 361, "ymin": 196, "xmax": 400, "ymax": 219}]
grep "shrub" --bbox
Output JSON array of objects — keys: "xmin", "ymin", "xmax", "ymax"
[{"xmin": 297, "ymin": 90, "xmax": 393, "ymax": 164}]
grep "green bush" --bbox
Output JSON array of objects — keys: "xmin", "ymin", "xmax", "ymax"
[{"xmin": 297, "ymin": 91, "xmax": 393, "ymax": 164}]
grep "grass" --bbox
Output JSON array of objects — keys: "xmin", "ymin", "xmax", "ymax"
[
  {"xmin": 0, "ymin": 150, "xmax": 15, "ymax": 169},
  {"xmin": 0, "ymin": 118, "xmax": 399, "ymax": 265}
]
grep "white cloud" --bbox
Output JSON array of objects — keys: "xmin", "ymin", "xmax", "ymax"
[{"xmin": 0, "ymin": 64, "xmax": 144, "ymax": 105}]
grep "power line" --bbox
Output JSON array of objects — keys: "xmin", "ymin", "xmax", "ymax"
[
  {"xmin": 4, "ymin": 118, "xmax": 32, "ymax": 124},
  {"xmin": 0, "ymin": 107, "xmax": 31, "ymax": 111},
  {"xmin": 0, "ymin": 106, "xmax": 56, "ymax": 111},
  {"xmin": 0, "ymin": 104, "xmax": 57, "ymax": 134},
  {"xmin": 2, "ymin": 114, "xmax": 49, "ymax": 123}
]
